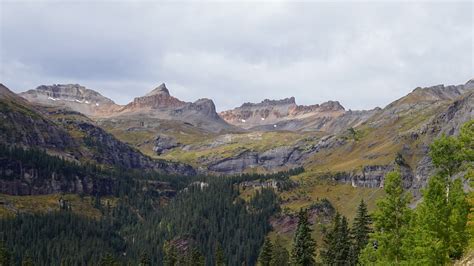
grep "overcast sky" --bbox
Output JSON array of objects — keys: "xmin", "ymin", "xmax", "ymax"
[{"xmin": 1, "ymin": 1, "xmax": 472, "ymax": 111}]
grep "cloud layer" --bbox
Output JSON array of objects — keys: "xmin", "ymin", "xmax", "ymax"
[{"xmin": 1, "ymin": 1, "xmax": 472, "ymax": 111}]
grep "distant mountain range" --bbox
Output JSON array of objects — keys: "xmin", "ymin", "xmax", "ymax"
[{"xmin": 2, "ymin": 78, "xmax": 473, "ymax": 198}]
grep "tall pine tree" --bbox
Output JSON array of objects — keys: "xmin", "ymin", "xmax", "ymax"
[
  {"xmin": 271, "ymin": 236, "xmax": 289, "ymax": 266},
  {"xmin": 291, "ymin": 208, "xmax": 316, "ymax": 266},
  {"xmin": 320, "ymin": 212, "xmax": 351, "ymax": 265},
  {"xmin": 351, "ymin": 199, "xmax": 372, "ymax": 264},
  {"xmin": 258, "ymin": 236, "xmax": 273, "ymax": 266}
]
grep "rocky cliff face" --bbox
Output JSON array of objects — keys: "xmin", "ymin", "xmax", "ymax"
[{"xmin": 219, "ymin": 97, "xmax": 347, "ymax": 131}]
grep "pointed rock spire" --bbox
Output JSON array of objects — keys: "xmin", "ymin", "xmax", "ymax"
[{"xmin": 145, "ymin": 83, "xmax": 170, "ymax": 97}]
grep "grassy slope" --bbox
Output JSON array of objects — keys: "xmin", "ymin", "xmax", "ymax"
[{"xmin": 0, "ymin": 194, "xmax": 116, "ymax": 219}]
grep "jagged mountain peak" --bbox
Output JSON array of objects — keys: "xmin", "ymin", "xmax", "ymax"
[{"xmin": 145, "ymin": 83, "xmax": 170, "ymax": 97}]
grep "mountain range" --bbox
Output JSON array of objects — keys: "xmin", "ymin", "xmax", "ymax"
[{"xmin": 2, "ymin": 79, "xmax": 473, "ymax": 198}]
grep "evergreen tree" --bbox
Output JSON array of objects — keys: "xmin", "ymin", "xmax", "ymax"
[
  {"xmin": 335, "ymin": 216, "xmax": 351, "ymax": 264},
  {"xmin": 321, "ymin": 213, "xmax": 351, "ymax": 265},
  {"xmin": 0, "ymin": 242, "xmax": 10, "ymax": 266},
  {"xmin": 163, "ymin": 241, "xmax": 178, "ymax": 266},
  {"xmin": 291, "ymin": 208, "xmax": 316, "ymax": 266},
  {"xmin": 271, "ymin": 236, "xmax": 289, "ymax": 266},
  {"xmin": 258, "ymin": 236, "xmax": 273, "ymax": 266},
  {"xmin": 139, "ymin": 252, "xmax": 151, "ymax": 266},
  {"xmin": 215, "ymin": 244, "xmax": 225, "ymax": 266},
  {"xmin": 188, "ymin": 248, "xmax": 205, "ymax": 266},
  {"xmin": 351, "ymin": 199, "xmax": 372, "ymax": 264},
  {"xmin": 360, "ymin": 171, "xmax": 411, "ymax": 264},
  {"xmin": 320, "ymin": 213, "xmax": 340, "ymax": 264},
  {"xmin": 21, "ymin": 256, "xmax": 33, "ymax": 266},
  {"xmin": 100, "ymin": 253, "xmax": 117, "ymax": 266}
]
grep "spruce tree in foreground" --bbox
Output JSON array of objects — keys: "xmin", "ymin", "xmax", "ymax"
[
  {"xmin": 320, "ymin": 212, "xmax": 351, "ymax": 265},
  {"xmin": 271, "ymin": 236, "xmax": 289, "ymax": 266},
  {"xmin": 351, "ymin": 199, "xmax": 372, "ymax": 264},
  {"xmin": 258, "ymin": 236, "xmax": 273, "ymax": 266},
  {"xmin": 291, "ymin": 208, "xmax": 316, "ymax": 266}
]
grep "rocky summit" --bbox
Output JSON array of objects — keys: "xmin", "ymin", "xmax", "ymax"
[
  {"xmin": 219, "ymin": 96, "xmax": 368, "ymax": 132},
  {"xmin": 20, "ymin": 84, "xmax": 119, "ymax": 117}
]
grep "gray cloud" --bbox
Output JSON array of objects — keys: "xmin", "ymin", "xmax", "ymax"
[{"xmin": 1, "ymin": 1, "xmax": 472, "ymax": 111}]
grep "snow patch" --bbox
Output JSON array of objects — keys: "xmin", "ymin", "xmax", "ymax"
[
  {"xmin": 48, "ymin": 97, "xmax": 58, "ymax": 101},
  {"xmin": 261, "ymin": 117, "xmax": 265, "ymax": 121},
  {"xmin": 241, "ymin": 119, "xmax": 246, "ymax": 123},
  {"xmin": 273, "ymin": 124, "xmax": 277, "ymax": 128}
]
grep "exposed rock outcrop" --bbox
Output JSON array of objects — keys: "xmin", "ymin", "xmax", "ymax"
[
  {"xmin": 206, "ymin": 135, "xmax": 346, "ymax": 175},
  {"xmin": 219, "ymin": 97, "xmax": 347, "ymax": 132},
  {"xmin": 153, "ymin": 134, "xmax": 181, "ymax": 155}
]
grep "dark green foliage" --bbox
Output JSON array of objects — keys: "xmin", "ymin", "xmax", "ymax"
[
  {"xmin": 0, "ymin": 241, "xmax": 10, "ymax": 266},
  {"xmin": 21, "ymin": 256, "xmax": 33, "ymax": 266},
  {"xmin": 0, "ymin": 167, "xmax": 286, "ymax": 265},
  {"xmin": 0, "ymin": 212, "xmax": 125, "ymax": 265},
  {"xmin": 0, "ymin": 144, "xmax": 102, "ymax": 183},
  {"xmin": 258, "ymin": 237, "xmax": 273, "ymax": 266},
  {"xmin": 139, "ymin": 252, "xmax": 151, "ymax": 266},
  {"xmin": 291, "ymin": 208, "xmax": 316, "ymax": 266},
  {"xmin": 214, "ymin": 244, "xmax": 225, "ymax": 266},
  {"xmin": 188, "ymin": 248, "xmax": 205, "ymax": 266},
  {"xmin": 351, "ymin": 199, "xmax": 372, "ymax": 264},
  {"xmin": 271, "ymin": 236, "xmax": 289, "ymax": 266},
  {"xmin": 320, "ymin": 213, "xmax": 351, "ymax": 265},
  {"xmin": 100, "ymin": 253, "xmax": 117, "ymax": 266},
  {"xmin": 163, "ymin": 241, "xmax": 178, "ymax": 266}
]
